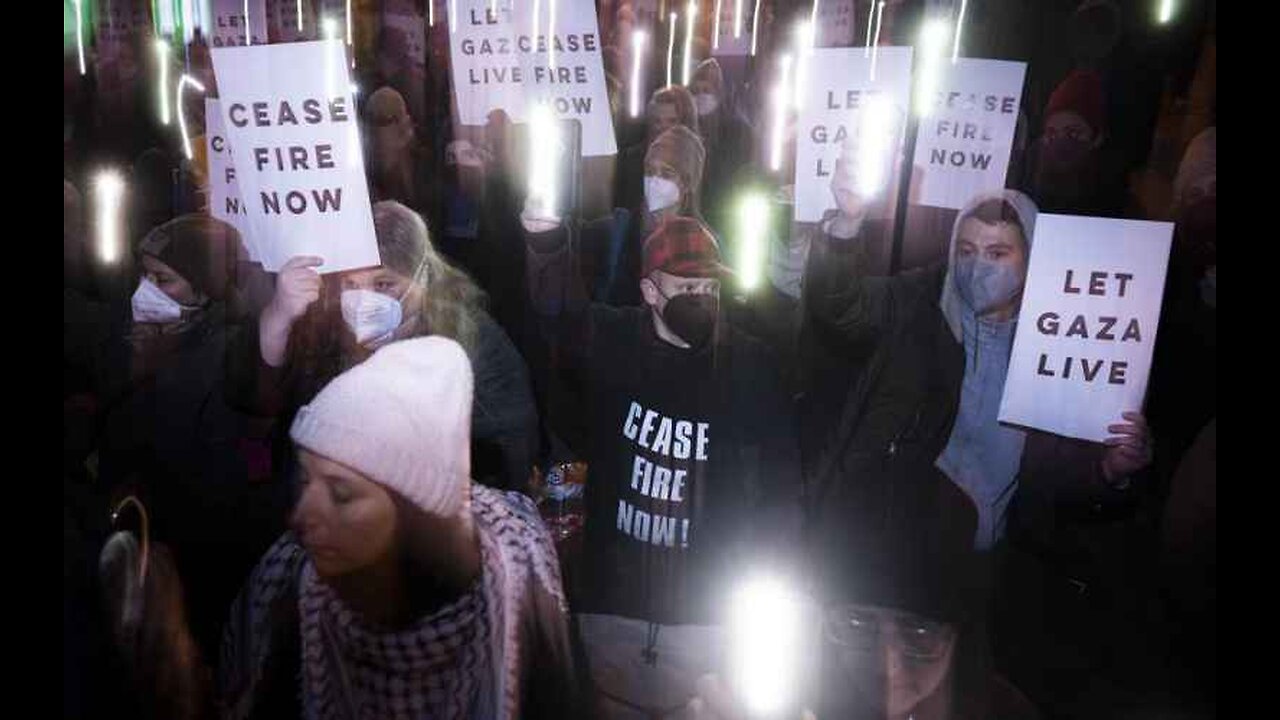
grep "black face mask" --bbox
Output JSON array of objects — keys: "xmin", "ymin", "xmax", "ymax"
[{"xmin": 659, "ymin": 291, "xmax": 719, "ymax": 349}]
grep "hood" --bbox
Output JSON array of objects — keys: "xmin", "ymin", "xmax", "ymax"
[{"xmin": 939, "ymin": 190, "xmax": 1039, "ymax": 342}]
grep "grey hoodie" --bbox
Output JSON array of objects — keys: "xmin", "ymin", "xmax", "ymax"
[{"xmin": 935, "ymin": 190, "xmax": 1039, "ymax": 550}]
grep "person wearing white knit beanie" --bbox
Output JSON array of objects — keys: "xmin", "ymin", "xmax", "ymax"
[{"xmin": 221, "ymin": 336, "xmax": 581, "ymax": 720}]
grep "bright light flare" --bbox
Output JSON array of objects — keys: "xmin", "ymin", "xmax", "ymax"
[
  {"xmin": 630, "ymin": 31, "xmax": 648, "ymax": 118},
  {"xmin": 864, "ymin": 0, "xmax": 876, "ymax": 56},
  {"xmin": 72, "ymin": 0, "xmax": 86, "ymax": 75},
  {"xmin": 1158, "ymin": 0, "xmax": 1175, "ymax": 24},
  {"xmin": 666, "ymin": 11, "xmax": 678, "ymax": 86},
  {"xmin": 549, "ymin": 0, "xmax": 559, "ymax": 67},
  {"xmin": 681, "ymin": 1, "xmax": 697, "ymax": 86},
  {"xmin": 734, "ymin": 0, "xmax": 744, "ymax": 38},
  {"xmin": 769, "ymin": 54, "xmax": 792, "ymax": 172},
  {"xmin": 749, "ymin": 0, "xmax": 762, "ymax": 55},
  {"xmin": 728, "ymin": 577, "xmax": 804, "ymax": 717},
  {"xmin": 713, "ymin": 0, "xmax": 722, "ymax": 50},
  {"xmin": 869, "ymin": 1, "xmax": 886, "ymax": 80},
  {"xmin": 93, "ymin": 171, "xmax": 126, "ymax": 265},
  {"xmin": 915, "ymin": 18, "xmax": 950, "ymax": 117},
  {"xmin": 951, "ymin": 0, "xmax": 968, "ymax": 62},
  {"xmin": 155, "ymin": 39, "xmax": 171, "ymax": 126},
  {"xmin": 792, "ymin": 20, "xmax": 813, "ymax": 109},
  {"xmin": 527, "ymin": 104, "xmax": 562, "ymax": 220},
  {"xmin": 176, "ymin": 74, "xmax": 207, "ymax": 160},
  {"xmin": 736, "ymin": 193, "xmax": 770, "ymax": 291},
  {"xmin": 855, "ymin": 94, "xmax": 897, "ymax": 197}
]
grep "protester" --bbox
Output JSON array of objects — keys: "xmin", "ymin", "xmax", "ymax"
[
  {"xmin": 613, "ymin": 86, "xmax": 701, "ymax": 225},
  {"xmin": 1147, "ymin": 126, "xmax": 1216, "ymax": 534},
  {"xmin": 1027, "ymin": 69, "xmax": 1120, "ymax": 216},
  {"xmin": 804, "ymin": 154, "xmax": 1153, "ymax": 559},
  {"xmin": 235, "ymin": 201, "xmax": 539, "ymax": 492},
  {"xmin": 610, "ymin": 125, "xmax": 711, "ymax": 305},
  {"xmin": 90, "ymin": 215, "xmax": 285, "ymax": 663},
  {"xmin": 520, "ymin": 207, "xmax": 802, "ymax": 717},
  {"xmin": 364, "ymin": 86, "xmax": 444, "ymax": 234},
  {"xmin": 687, "ymin": 58, "xmax": 754, "ymax": 237},
  {"xmin": 220, "ymin": 337, "xmax": 578, "ymax": 719}
]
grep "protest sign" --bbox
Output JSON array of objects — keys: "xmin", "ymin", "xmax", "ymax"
[
  {"xmin": 814, "ymin": 0, "xmax": 857, "ymax": 48},
  {"xmin": 267, "ymin": 0, "xmax": 314, "ymax": 42},
  {"xmin": 379, "ymin": 0, "xmax": 430, "ymax": 123},
  {"xmin": 711, "ymin": 0, "xmax": 752, "ymax": 57},
  {"xmin": 92, "ymin": 0, "xmax": 148, "ymax": 127},
  {"xmin": 212, "ymin": 0, "xmax": 268, "ymax": 46},
  {"xmin": 999, "ymin": 214, "xmax": 1174, "ymax": 442},
  {"xmin": 448, "ymin": 0, "xmax": 617, "ymax": 156},
  {"xmin": 205, "ymin": 98, "xmax": 258, "ymax": 262},
  {"xmin": 910, "ymin": 58, "xmax": 1025, "ymax": 210},
  {"xmin": 793, "ymin": 46, "xmax": 913, "ymax": 223},
  {"xmin": 210, "ymin": 40, "xmax": 379, "ymax": 273}
]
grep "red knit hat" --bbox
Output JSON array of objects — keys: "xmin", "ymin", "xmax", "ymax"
[
  {"xmin": 1045, "ymin": 69, "xmax": 1107, "ymax": 136},
  {"xmin": 642, "ymin": 216, "xmax": 731, "ymax": 279}
]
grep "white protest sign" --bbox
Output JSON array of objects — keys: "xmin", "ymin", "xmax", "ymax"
[
  {"xmin": 212, "ymin": 0, "xmax": 268, "ymax": 46},
  {"xmin": 448, "ymin": 0, "xmax": 618, "ymax": 156},
  {"xmin": 815, "ymin": 0, "xmax": 857, "ymax": 48},
  {"xmin": 999, "ymin": 215, "xmax": 1173, "ymax": 442},
  {"xmin": 793, "ymin": 46, "xmax": 913, "ymax": 222},
  {"xmin": 267, "ymin": 0, "xmax": 313, "ymax": 41},
  {"xmin": 911, "ymin": 59, "xmax": 1025, "ymax": 210},
  {"xmin": 210, "ymin": 40, "xmax": 380, "ymax": 273},
  {"xmin": 712, "ymin": 0, "xmax": 752, "ymax": 57},
  {"xmin": 205, "ymin": 98, "xmax": 257, "ymax": 262}
]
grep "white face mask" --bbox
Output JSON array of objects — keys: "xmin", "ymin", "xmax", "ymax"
[
  {"xmin": 341, "ymin": 289, "xmax": 404, "ymax": 347},
  {"xmin": 645, "ymin": 175, "xmax": 681, "ymax": 213},
  {"xmin": 131, "ymin": 278, "xmax": 185, "ymax": 324},
  {"xmin": 694, "ymin": 92, "xmax": 719, "ymax": 116}
]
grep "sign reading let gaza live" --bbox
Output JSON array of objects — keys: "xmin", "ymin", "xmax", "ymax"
[
  {"xmin": 210, "ymin": 41, "xmax": 379, "ymax": 274},
  {"xmin": 998, "ymin": 215, "xmax": 1173, "ymax": 443},
  {"xmin": 448, "ymin": 0, "xmax": 617, "ymax": 156}
]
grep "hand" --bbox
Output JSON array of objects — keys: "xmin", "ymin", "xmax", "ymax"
[
  {"xmin": 1101, "ymin": 411, "xmax": 1153, "ymax": 484},
  {"xmin": 830, "ymin": 155, "xmax": 868, "ymax": 222},
  {"xmin": 266, "ymin": 256, "xmax": 324, "ymax": 326},
  {"xmin": 260, "ymin": 256, "xmax": 323, "ymax": 367}
]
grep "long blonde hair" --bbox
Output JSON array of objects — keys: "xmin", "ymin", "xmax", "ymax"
[
  {"xmin": 372, "ymin": 200, "xmax": 487, "ymax": 356},
  {"xmin": 290, "ymin": 203, "xmax": 487, "ymax": 384}
]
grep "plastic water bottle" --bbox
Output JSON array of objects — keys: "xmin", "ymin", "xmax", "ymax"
[{"xmin": 539, "ymin": 462, "xmax": 586, "ymax": 540}]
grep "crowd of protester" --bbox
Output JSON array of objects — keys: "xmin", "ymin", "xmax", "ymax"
[{"xmin": 64, "ymin": 0, "xmax": 1215, "ymax": 717}]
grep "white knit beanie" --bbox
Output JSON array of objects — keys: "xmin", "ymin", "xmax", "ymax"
[{"xmin": 290, "ymin": 336, "xmax": 473, "ymax": 518}]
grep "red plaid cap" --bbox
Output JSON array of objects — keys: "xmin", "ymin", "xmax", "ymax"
[{"xmin": 642, "ymin": 216, "xmax": 732, "ymax": 279}]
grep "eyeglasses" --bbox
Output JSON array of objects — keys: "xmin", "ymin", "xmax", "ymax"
[{"xmin": 823, "ymin": 605, "xmax": 953, "ymax": 661}]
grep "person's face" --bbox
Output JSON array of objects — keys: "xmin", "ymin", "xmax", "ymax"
[
  {"xmin": 291, "ymin": 449, "xmax": 399, "ymax": 579},
  {"xmin": 649, "ymin": 102, "xmax": 682, "ymax": 139},
  {"xmin": 690, "ymin": 74, "xmax": 718, "ymax": 99},
  {"xmin": 369, "ymin": 111, "xmax": 413, "ymax": 164},
  {"xmin": 826, "ymin": 605, "xmax": 957, "ymax": 718},
  {"xmin": 339, "ymin": 264, "xmax": 418, "ymax": 302},
  {"xmin": 1042, "ymin": 110, "xmax": 1096, "ymax": 148},
  {"xmin": 954, "ymin": 218, "xmax": 1027, "ymax": 275},
  {"xmin": 640, "ymin": 269, "xmax": 719, "ymax": 313},
  {"xmin": 644, "ymin": 157, "xmax": 687, "ymax": 211},
  {"xmin": 141, "ymin": 254, "xmax": 200, "ymax": 306}
]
